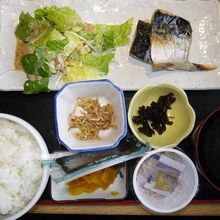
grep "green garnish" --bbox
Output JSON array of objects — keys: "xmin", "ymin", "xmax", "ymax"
[{"xmin": 15, "ymin": 6, "xmax": 133, "ymax": 94}]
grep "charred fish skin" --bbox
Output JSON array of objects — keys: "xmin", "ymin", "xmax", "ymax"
[
  {"xmin": 150, "ymin": 9, "xmax": 216, "ymax": 71},
  {"xmin": 152, "ymin": 9, "xmax": 192, "ymax": 39},
  {"xmin": 130, "ymin": 20, "xmax": 152, "ymax": 63},
  {"xmin": 151, "ymin": 9, "xmax": 194, "ymax": 71}
]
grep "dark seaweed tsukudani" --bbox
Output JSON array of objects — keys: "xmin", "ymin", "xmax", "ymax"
[{"xmin": 132, "ymin": 92, "xmax": 176, "ymax": 137}]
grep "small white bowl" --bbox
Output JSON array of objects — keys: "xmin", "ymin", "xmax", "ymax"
[
  {"xmin": 133, "ymin": 148, "xmax": 198, "ymax": 214},
  {"xmin": 0, "ymin": 113, "xmax": 49, "ymax": 220},
  {"xmin": 54, "ymin": 79, "xmax": 127, "ymax": 152}
]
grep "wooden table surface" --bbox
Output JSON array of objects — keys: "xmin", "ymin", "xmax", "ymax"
[{"xmin": 31, "ymin": 202, "xmax": 220, "ymax": 216}]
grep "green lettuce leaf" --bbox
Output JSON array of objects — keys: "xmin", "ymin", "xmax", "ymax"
[
  {"xmin": 15, "ymin": 6, "xmax": 133, "ymax": 94},
  {"xmin": 34, "ymin": 6, "xmax": 82, "ymax": 32},
  {"xmin": 38, "ymin": 63, "xmax": 50, "ymax": 78},
  {"xmin": 46, "ymin": 39, "xmax": 68, "ymax": 53},
  {"xmin": 15, "ymin": 12, "xmax": 35, "ymax": 42},
  {"xmin": 33, "ymin": 29, "xmax": 65, "ymax": 47},
  {"xmin": 83, "ymin": 51, "xmax": 115, "ymax": 74},
  {"xmin": 21, "ymin": 47, "xmax": 50, "ymax": 76},
  {"xmin": 34, "ymin": 6, "xmax": 54, "ymax": 19},
  {"xmin": 21, "ymin": 47, "xmax": 51, "ymax": 94},
  {"xmin": 65, "ymin": 31, "xmax": 84, "ymax": 44},
  {"xmin": 77, "ymin": 25, "xmax": 97, "ymax": 41},
  {"xmin": 66, "ymin": 60, "xmax": 100, "ymax": 82},
  {"xmin": 94, "ymin": 18, "xmax": 133, "ymax": 52},
  {"xmin": 24, "ymin": 78, "xmax": 50, "ymax": 94},
  {"xmin": 15, "ymin": 12, "xmax": 50, "ymax": 43},
  {"xmin": 34, "ymin": 47, "xmax": 48, "ymax": 65},
  {"xmin": 32, "ymin": 31, "xmax": 68, "ymax": 61},
  {"xmin": 21, "ymin": 54, "xmax": 38, "ymax": 75},
  {"xmin": 64, "ymin": 31, "xmax": 93, "ymax": 56}
]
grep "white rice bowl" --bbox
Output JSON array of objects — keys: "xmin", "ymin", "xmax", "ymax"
[{"xmin": 0, "ymin": 114, "xmax": 49, "ymax": 220}]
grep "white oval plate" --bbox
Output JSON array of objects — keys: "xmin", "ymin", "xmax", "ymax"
[{"xmin": 0, "ymin": 0, "xmax": 219, "ymax": 91}]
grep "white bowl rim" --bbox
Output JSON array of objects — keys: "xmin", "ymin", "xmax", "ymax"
[
  {"xmin": 128, "ymin": 83, "xmax": 196, "ymax": 148},
  {"xmin": 54, "ymin": 79, "xmax": 128, "ymax": 152},
  {"xmin": 133, "ymin": 148, "xmax": 199, "ymax": 214},
  {"xmin": 0, "ymin": 113, "xmax": 49, "ymax": 220}
]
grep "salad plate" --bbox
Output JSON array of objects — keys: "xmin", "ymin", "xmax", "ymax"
[{"xmin": 0, "ymin": 0, "xmax": 219, "ymax": 91}]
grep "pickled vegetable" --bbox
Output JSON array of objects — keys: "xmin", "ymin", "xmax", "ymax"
[{"xmin": 66, "ymin": 165, "xmax": 120, "ymax": 195}]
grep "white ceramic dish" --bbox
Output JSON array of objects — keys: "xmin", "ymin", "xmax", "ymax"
[
  {"xmin": 133, "ymin": 148, "xmax": 199, "ymax": 214},
  {"xmin": 51, "ymin": 164, "xmax": 127, "ymax": 201},
  {"xmin": 54, "ymin": 79, "xmax": 127, "ymax": 152},
  {"xmin": 0, "ymin": 0, "xmax": 219, "ymax": 91},
  {"xmin": 0, "ymin": 113, "xmax": 49, "ymax": 220}
]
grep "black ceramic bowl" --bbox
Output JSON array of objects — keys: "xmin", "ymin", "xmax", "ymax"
[{"xmin": 195, "ymin": 108, "xmax": 220, "ymax": 191}]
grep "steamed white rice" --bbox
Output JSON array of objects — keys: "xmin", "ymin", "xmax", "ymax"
[{"xmin": 0, "ymin": 118, "xmax": 43, "ymax": 215}]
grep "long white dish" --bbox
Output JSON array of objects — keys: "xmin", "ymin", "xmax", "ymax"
[{"xmin": 0, "ymin": 0, "xmax": 219, "ymax": 91}]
